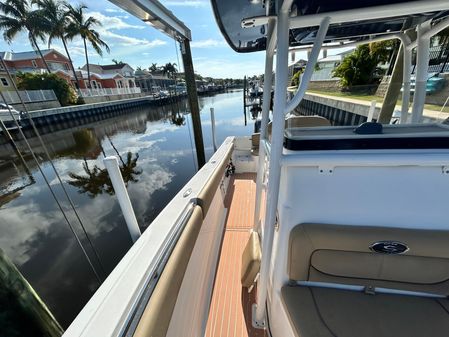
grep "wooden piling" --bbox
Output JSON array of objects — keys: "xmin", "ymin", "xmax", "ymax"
[{"xmin": 180, "ymin": 38, "xmax": 206, "ymax": 169}]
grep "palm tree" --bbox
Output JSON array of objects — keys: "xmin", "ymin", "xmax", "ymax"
[
  {"xmin": 34, "ymin": 0, "xmax": 82, "ymax": 93},
  {"xmin": 112, "ymin": 58, "xmax": 124, "ymax": 65},
  {"xmin": 162, "ymin": 62, "xmax": 177, "ymax": 78},
  {"xmin": 0, "ymin": 0, "xmax": 51, "ymax": 72},
  {"xmin": 65, "ymin": 4, "xmax": 110, "ymax": 89},
  {"xmin": 149, "ymin": 63, "xmax": 158, "ymax": 72}
]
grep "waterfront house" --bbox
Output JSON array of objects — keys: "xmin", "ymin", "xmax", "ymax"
[
  {"xmin": 81, "ymin": 63, "xmax": 136, "ymax": 89},
  {"xmin": 288, "ymin": 58, "xmax": 307, "ymax": 82},
  {"xmin": 134, "ymin": 69, "xmax": 175, "ymax": 93},
  {"xmin": 0, "ymin": 49, "xmax": 72, "ymax": 91},
  {"xmin": 310, "ymin": 49, "xmax": 355, "ymax": 81}
]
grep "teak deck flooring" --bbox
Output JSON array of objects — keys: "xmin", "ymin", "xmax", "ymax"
[{"xmin": 205, "ymin": 173, "xmax": 267, "ymax": 337}]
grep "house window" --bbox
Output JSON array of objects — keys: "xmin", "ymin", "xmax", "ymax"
[
  {"xmin": 31, "ymin": 60, "xmax": 37, "ymax": 68},
  {"xmin": 0, "ymin": 78, "xmax": 9, "ymax": 86},
  {"xmin": 65, "ymin": 63, "xmax": 70, "ymax": 71}
]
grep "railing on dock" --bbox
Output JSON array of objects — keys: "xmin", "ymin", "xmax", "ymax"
[
  {"xmin": 2, "ymin": 90, "xmax": 57, "ymax": 104},
  {"xmin": 79, "ymin": 87, "xmax": 142, "ymax": 97}
]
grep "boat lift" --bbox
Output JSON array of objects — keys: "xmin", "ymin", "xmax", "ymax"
[
  {"xmin": 100, "ymin": 0, "xmax": 208, "ymax": 244},
  {"xmin": 109, "ymin": 0, "xmax": 206, "ymax": 168}
]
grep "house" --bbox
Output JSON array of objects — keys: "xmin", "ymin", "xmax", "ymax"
[
  {"xmin": 134, "ymin": 69, "xmax": 175, "ymax": 92},
  {"xmin": 81, "ymin": 63, "xmax": 136, "ymax": 89},
  {"xmin": 0, "ymin": 49, "xmax": 72, "ymax": 91},
  {"xmin": 288, "ymin": 58, "xmax": 307, "ymax": 81},
  {"xmin": 311, "ymin": 49, "xmax": 355, "ymax": 81}
]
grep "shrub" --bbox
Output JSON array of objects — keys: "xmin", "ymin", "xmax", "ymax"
[
  {"xmin": 332, "ymin": 41, "xmax": 395, "ymax": 88},
  {"xmin": 16, "ymin": 72, "xmax": 77, "ymax": 106},
  {"xmin": 290, "ymin": 69, "xmax": 304, "ymax": 87}
]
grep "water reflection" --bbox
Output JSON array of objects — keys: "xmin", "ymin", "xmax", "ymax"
[
  {"xmin": 0, "ymin": 90, "xmax": 252, "ymax": 329},
  {"xmin": 170, "ymin": 111, "xmax": 186, "ymax": 126},
  {"xmin": 68, "ymin": 152, "xmax": 141, "ymax": 198}
]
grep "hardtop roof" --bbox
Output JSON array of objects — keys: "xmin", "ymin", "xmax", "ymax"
[{"xmin": 211, "ymin": 0, "xmax": 449, "ymax": 53}]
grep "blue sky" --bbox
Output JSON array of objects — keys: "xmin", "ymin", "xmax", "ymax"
[{"xmin": 0, "ymin": 0, "xmax": 278, "ymax": 78}]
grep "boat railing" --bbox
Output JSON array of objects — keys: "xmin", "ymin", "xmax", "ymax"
[{"xmin": 2, "ymin": 89, "xmax": 58, "ymax": 104}]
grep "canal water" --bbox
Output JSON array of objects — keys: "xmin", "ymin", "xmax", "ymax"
[{"xmin": 0, "ymin": 90, "xmax": 254, "ymax": 330}]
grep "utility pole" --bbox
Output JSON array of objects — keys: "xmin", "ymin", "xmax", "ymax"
[{"xmin": 180, "ymin": 38, "xmax": 206, "ymax": 168}]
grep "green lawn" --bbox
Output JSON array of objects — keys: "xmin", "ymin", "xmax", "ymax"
[{"xmin": 306, "ymin": 89, "xmax": 449, "ymax": 113}]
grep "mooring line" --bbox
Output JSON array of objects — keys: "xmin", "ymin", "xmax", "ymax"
[{"xmin": 0, "ymin": 57, "xmax": 106, "ymax": 282}]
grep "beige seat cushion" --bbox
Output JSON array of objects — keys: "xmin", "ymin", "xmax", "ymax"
[
  {"xmin": 281, "ymin": 285, "xmax": 449, "ymax": 337},
  {"xmin": 197, "ymin": 145, "xmax": 232, "ymax": 217},
  {"xmin": 241, "ymin": 231, "xmax": 261, "ymax": 288},
  {"xmin": 267, "ymin": 116, "xmax": 331, "ymax": 139},
  {"xmin": 289, "ymin": 224, "xmax": 449, "ymax": 294},
  {"xmin": 251, "ymin": 133, "xmax": 260, "ymax": 156}
]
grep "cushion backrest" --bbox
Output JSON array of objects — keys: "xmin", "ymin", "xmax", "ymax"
[
  {"xmin": 289, "ymin": 224, "xmax": 449, "ymax": 294},
  {"xmin": 268, "ymin": 116, "xmax": 331, "ymax": 139}
]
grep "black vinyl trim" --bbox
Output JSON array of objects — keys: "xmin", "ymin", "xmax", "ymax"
[
  {"xmin": 284, "ymin": 136, "xmax": 449, "ymax": 151},
  {"xmin": 210, "ymin": 0, "xmax": 242, "ymax": 53}
]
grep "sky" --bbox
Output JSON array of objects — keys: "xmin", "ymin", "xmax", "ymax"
[{"xmin": 0, "ymin": 0, "xmax": 276, "ymax": 78}]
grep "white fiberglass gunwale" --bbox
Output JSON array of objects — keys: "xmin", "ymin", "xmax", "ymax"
[{"xmin": 63, "ymin": 138, "xmax": 234, "ymax": 337}]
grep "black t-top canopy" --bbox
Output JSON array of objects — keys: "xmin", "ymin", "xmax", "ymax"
[{"xmin": 211, "ymin": 0, "xmax": 449, "ymax": 53}]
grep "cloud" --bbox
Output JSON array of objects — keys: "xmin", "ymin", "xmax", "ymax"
[
  {"xmin": 77, "ymin": 12, "xmax": 167, "ymax": 49},
  {"xmin": 101, "ymin": 30, "xmax": 167, "ymax": 48},
  {"xmin": 88, "ymin": 11, "xmax": 146, "ymax": 30},
  {"xmin": 105, "ymin": 8, "xmax": 124, "ymax": 13},
  {"xmin": 53, "ymin": 45, "xmax": 96, "ymax": 58},
  {"xmin": 190, "ymin": 39, "xmax": 226, "ymax": 48},
  {"xmin": 163, "ymin": 0, "xmax": 209, "ymax": 7}
]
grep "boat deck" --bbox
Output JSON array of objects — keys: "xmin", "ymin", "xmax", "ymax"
[{"xmin": 205, "ymin": 173, "xmax": 267, "ymax": 337}]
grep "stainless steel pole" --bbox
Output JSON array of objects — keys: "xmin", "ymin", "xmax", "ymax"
[{"xmin": 411, "ymin": 22, "xmax": 431, "ymax": 123}]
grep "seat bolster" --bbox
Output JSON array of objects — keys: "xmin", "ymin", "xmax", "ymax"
[
  {"xmin": 241, "ymin": 232, "xmax": 262, "ymax": 288},
  {"xmin": 288, "ymin": 225, "xmax": 315, "ymax": 281},
  {"xmin": 197, "ymin": 145, "xmax": 233, "ymax": 217},
  {"xmin": 133, "ymin": 206, "xmax": 203, "ymax": 337}
]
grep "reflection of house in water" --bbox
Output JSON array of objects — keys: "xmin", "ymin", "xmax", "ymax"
[
  {"xmin": 0, "ymin": 102, "xmax": 191, "ymax": 197},
  {"xmin": 0, "ymin": 103, "xmax": 177, "ymax": 159}
]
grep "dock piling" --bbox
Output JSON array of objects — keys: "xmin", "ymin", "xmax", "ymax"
[
  {"xmin": 104, "ymin": 156, "xmax": 141, "ymax": 243},
  {"xmin": 180, "ymin": 38, "xmax": 206, "ymax": 169}
]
